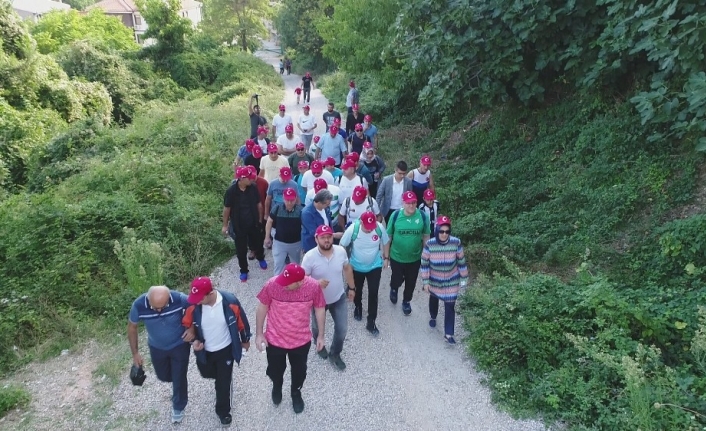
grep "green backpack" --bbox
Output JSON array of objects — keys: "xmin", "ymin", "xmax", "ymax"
[{"xmin": 345, "ymin": 219, "xmax": 383, "ymax": 257}]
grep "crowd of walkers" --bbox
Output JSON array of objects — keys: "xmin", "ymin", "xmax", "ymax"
[{"xmin": 127, "ymin": 80, "xmax": 469, "ymax": 426}]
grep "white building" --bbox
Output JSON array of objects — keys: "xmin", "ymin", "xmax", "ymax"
[
  {"xmin": 12, "ymin": 0, "xmax": 71, "ymax": 22},
  {"xmin": 88, "ymin": 0, "xmax": 202, "ymax": 44}
]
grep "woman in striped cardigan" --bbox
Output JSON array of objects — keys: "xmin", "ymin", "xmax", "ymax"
[{"xmin": 421, "ymin": 215, "xmax": 468, "ymax": 344}]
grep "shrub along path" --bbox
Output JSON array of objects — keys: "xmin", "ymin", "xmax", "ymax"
[{"xmin": 0, "ymin": 40, "xmax": 547, "ymax": 431}]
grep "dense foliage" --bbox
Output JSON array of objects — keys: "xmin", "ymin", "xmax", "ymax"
[{"xmin": 199, "ymin": 0, "xmax": 269, "ymax": 51}]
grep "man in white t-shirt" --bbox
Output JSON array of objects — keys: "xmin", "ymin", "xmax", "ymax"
[
  {"xmin": 276, "ymin": 124, "xmax": 298, "ymax": 156},
  {"xmin": 271, "ymin": 105, "xmax": 293, "ymax": 140},
  {"xmin": 337, "ymin": 159, "xmax": 367, "ymax": 205},
  {"xmin": 297, "ymin": 105, "xmax": 317, "ymax": 151},
  {"xmin": 305, "ymin": 178, "xmax": 341, "ymax": 224},
  {"xmin": 338, "ymin": 185, "xmax": 380, "ymax": 228},
  {"xmin": 301, "ymin": 160, "xmax": 334, "ymax": 191},
  {"xmin": 260, "ymin": 143, "xmax": 289, "ymax": 183},
  {"xmin": 301, "ymin": 225, "xmax": 355, "ymax": 371}
]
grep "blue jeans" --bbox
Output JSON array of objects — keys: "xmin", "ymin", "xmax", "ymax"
[
  {"xmin": 429, "ymin": 295, "xmax": 456, "ymax": 336},
  {"xmin": 311, "ymin": 292, "xmax": 348, "ymax": 356},
  {"xmin": 149, "ymin": 342, "xmax": 190, "ymax": 410}
]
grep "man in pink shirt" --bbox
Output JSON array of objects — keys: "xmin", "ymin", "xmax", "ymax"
[{"xmin": 255, "ymin": 263, "xmax": 326, "ymax": 414}]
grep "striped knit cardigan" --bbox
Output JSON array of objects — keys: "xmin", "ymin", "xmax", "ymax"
[{"xmin": 420, "ymin": 237, "xmax": 469, "ymax": 302}]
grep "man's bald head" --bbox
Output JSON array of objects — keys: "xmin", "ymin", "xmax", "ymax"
[{"xmin": 147, "ymin": 285, "xmax": 170, "ymax": 309}]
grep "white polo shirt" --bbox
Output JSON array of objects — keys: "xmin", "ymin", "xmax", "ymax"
[
  {"xmin": 272, "ymin": 114, "xmax": 293, "ymax": 137},
  {"xmin": 340, "ymin": 196, "xmax": 380, "ymax": 222},
  {"xmin": 201, "ymin": 291, "xmax": 232, "ymax": 352},
  {"xmin": 301, "ymin": 170, "xmax": 335, "ymax": 190},
  {"xmin": 301, "ymin": 245, "xmax": 348, "ymax": 304},
  {"xmin": 276, "ymin": 133, "xmax": 299, "ymax": 153}
]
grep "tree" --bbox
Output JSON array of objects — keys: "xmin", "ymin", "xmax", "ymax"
[
  {"xmin": 63, "ymin": 0, "xmax": 98, "ymax": 10},
  {"xmin": 136, "ymin": 0, "xmax": 193, "ymax": 65},
  {"xmin": 199, "ymin": 0, "xmax": 269, "ymax": 51},
  {"xmin": 30, "ymin": 9, "xmax": 138, "ymax": 54},
  {"xmin": 274, "ymin": 0, "xmax": 326, "ymax": 61}
]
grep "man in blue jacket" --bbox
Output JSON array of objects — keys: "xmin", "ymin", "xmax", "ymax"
[
  {"xmin": 301, "ymin": 189, "xmax": 336, "ymax": 252},
  {"xmin": 182, "ymin": 277, "xmax": 251, "ymax": 427}
]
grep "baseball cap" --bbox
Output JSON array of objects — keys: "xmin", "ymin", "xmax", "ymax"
[
  {"xmin": 360, "ymin": 211, "xmax": 377, "ymax": 231},
  {"xmin": 324, "ymin": 156, "xmax": 336, "ymax": 167},
  {"xmin": 188, "ymin": 276, "xmax": 213, "ymax": 304},
  {"xmin": 275, "ymin": 263, "xmax": 305, "ymax": 286},
  {"xmin": 402, "ymin": 191, "xmax": 417, "ymax": 203},
  {"xmin": 280, "ymin": 166, "xmax": 292, "ymax": 180},
  {"xmin": 349, "ymin": 80, "xmax": 355, "ymax": 88},
  {"xmin": 315, "ymin": 225, "xmax": 334, "ymax": 237},
  {"xmin": 363, "ymin": 142, "xmax": 374, "ymax": 152},
  {"xmin": 235, "ymin": 166, "xmax": 249, "ymax": 179},
  {"xmin": 267, "ymin": 143, "xmax": 278, "ymax": 154},
  {"xmin": 305, "ymin": 72, "xmax": 311, "ymax": 77},
  {"xmin": 251, "ymin": 145, "xmax": 263, "ymax": 158},
  {"xmin": 311, "ymin": 160, "xmax": 323, "ymax": 173},
  {"xmin": 313, "ymin": 135, "xmax": 320, "ymax": 143},
  {"xmin": 354, "ymin": 123, "xmax": 363, "ymax": 131},
  {"xmin": 313, "ymin": 178, "xmax": 328, "ymax": 192},
  {"xmin": 352, "ymin": 186, "xmax": 367, "ymax": 204},
  {"xmin": 285, "ymin": 124, "xmax": 294, "ymax": 133},
  {"xmin": 423, "ymin": 189, "xmax": 436, "ymax": 200},
  {"xmin": 295, "ymin": 142, "xmax": 305, "ymax": 150},
  {"xmin": 352, "ymin": 103, "xmax": 359, "ymax": 110},
  {"xmin": 303, "ymin": 105, "xmax": 310, "ymax": 110},
  {"xmin": 420, "ymin": 155, "xmax": 432, "ymax": 166},
  {"xmin": 279, "ymin": 104, "xmax": 286, "ymax": 111},
  {"xmin": 283, "ymin": 187, "xmax": 297, "ymax": 201},
  {"xmin": 341, "ymin": 159, "xmax": 356, "ymax": 170},
  {"xmin": 297, "ymin": 160, "xmax": 309, "ymax": 169},
  {"xmin": 257, "ymin": 126, "xmax": 268, "ymax": 135},
  {"xmin": 364, "ymin": 114, "xmax": 372, "ymax": 122},
  {"xmin": 348, "ymin": 151, "xmax": 360, "ymax": 162},
  {"xmin": 247, "ymin": 166, "xmax": 257, "ymax": 180},
  {"xmin": 436, "ymin": 215, "xmax": 451, "ymax": 227},
  {"xmin": 333, "ymin": 118, "xmax": 342, "ymax": 126},
  {"xmin": 245, "ymin": 139, "xmax": 255, "ymax": 151}
]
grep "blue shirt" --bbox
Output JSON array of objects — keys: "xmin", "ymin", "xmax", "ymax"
[
  {"xmin": 317, "ymin": 134, "xmax": 348, "ymax": 164},
  {"xmin": 328, "ymin": 167, "xmax": 343, "ymax": 185},
  {"xmin": 267, "ymin": 179, "xmax": 299, "ymax": 204},
  {"xmin": 237, "ymin": 145, "xmax": 251, "ymax": 159},
  {"xmin": 364, "ymin": 124, "xmax": 378, "ymax": 142},
  {"xmin": 129, "ymin": 291, "xmax": 188, "ymax": 351},
  {"xmin": 339, "ymin": 221, "xmax": 390, "ymax": 272}
]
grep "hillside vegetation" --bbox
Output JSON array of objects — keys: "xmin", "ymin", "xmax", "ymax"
[
  {"xmin": 0, "ymin": 0, "xmax": 281, "ymax": 395},
  {"xmin": 300, "ymin": 0, "xmax": 706, "ymax": 429}
]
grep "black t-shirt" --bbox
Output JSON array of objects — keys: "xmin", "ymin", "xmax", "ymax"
[
  {"xmin": 302, "ymin": 76, "xmax": 313, "ymax": 89},
  {"xmin": 224, "ymin": 181, "xmax": 260, "ymax": 230},
  {"xmin": 322, "ymin": 111, "xmax": 341, "ymax": 131},
  {"xmin": 270, "ymin": 204, "xmax": 302, "ymax": 244},
  {"xmin": 243, "ymin": 155, "xmax": 261, "ymax": 175},
  {"xmin": 345, "ymin": 112, "xmax": 365, "ymax": 135},
  {"xmin": 249, "ymin": 113, "xmax": 266, "ymax": 138},
  {"xmin": 350, "ymin": 134, "xmax": 367, "ymax": 155}
]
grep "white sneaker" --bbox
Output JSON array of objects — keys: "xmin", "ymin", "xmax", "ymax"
[{"xmin": 172, "ymin": 409, "xmax": 185, "ymax": 423}]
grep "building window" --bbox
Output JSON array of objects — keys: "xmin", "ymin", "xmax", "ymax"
[{"xmin": 135, "ymin": 15, "xmax": 142, "ymax": 25}]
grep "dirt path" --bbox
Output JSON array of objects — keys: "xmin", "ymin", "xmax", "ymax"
[{"xmin": 0, "ymin": 40, "xmax": 548, "ymax": 431}]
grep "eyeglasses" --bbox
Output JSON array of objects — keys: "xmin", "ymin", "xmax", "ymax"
[{"xmin": 438, "ymin": 230, "xmax": 451, "ymax": 234}]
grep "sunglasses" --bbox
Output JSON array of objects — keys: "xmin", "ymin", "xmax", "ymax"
[{"xmin": 439, "ymin": 230, "xmax": 451, "ymax": 234}]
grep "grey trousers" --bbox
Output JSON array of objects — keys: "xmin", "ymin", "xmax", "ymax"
[{"xmin": 272, "ymin": 239, "xmax": 302, "ymax": 275}]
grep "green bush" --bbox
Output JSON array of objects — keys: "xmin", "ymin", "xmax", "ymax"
[{"xmin": 0, "ymin": 385, "xmax": 30, "ymax": 417}]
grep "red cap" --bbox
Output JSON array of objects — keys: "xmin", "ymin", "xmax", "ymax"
[
  {"xmin": 311, "ymin": 161, "xmax": 323, "ymax": 173},
  {"xmin": 285, "ymin": 124, "xmax": 294, "ymax": 133},
  {"xmin": 245, "ymin": 139, "xmax": 255, "ymax": 151},
  {"xmin": 364, "ymin": 114, "xmax": 372, "ymax": 122},
  {"xmin": 423, "ymin": 189, "xmax": 436, "ymax": 200},
  {"xmin": 313, "ymin": 135, "xmax": 320, "ymax": 143},
  {"xmin": 305, "ymin": 72, "xmax": 311, "ymax": 77},
  {"xmin": 247, "ymin": 166, "xmax": 257, "ymax": 180},
  {"xmin": 341, "ymin": 159, "xmax": 357, "ymax": 170},
  {"xmin": 354, "ymin": 123, "xmax": 363, "ymax": 131},
  {"xmin": 349, "ymin": 80, "xmax": 355, "ymax": 88},
  {"xmin": 303, "ymin": 105, "xmax": 310, "ymax": 110},
  {"xmin": 329, "ymin": 126, "xmax": 339, "ymax": 134},
  {"xmin": 279, "ymin": 104, "xmax": 286, "ymax": 111},
  {"xmin": 360, "ymin": 211, "xmax": 377, "ymax": 231},
  {"xmin": 315, "ymin": 225, "xmax": 334, "ymax": 237},
  {"xmin": 297, "ymin": 160, "xmax": 309, "ymax": 169},
  {"xmin": 324, "ymin": 157, "xmax": 336, "ymax": 167},
  {"xmin": 283, "ymin": 187, "xmax": 297, "ymax": 200},
  {"xmin": 267, "ymin": 143, "xmax": 278, "ymax": 154},
  {"xmin": 402, "ymin": 191, "xmax": 417, "ymax": 203},
  {"xmin": 275, "ymin": 263, "xmax": 305, "ymax": 286},
  {"xmin": 352, "ymin": 103, "xmax": 359, "ymax": 111},
  {"xmin": 352, "ymin": 186, "xmax": 367, "ymax": 203},
  {"xmin": 420, "ymin": 155, "xmax": 432, "ymax": 166},
  {"xmin": 313, "ymin": 178, "xmax": 328, "ymax": 192},
  {"xmin": 333, "ymin": 118, "xmax": 342, "ymax": 126},
  {"xmin": 363, "ymin": 142, "xmax": 373, "ymax": 151},
  {"xmin": 251, "ymin": 145, "xmax": 263, "ymax": 158},
  {"xmin": 348, "ymin": 151, "xmax": 360, "ymax": 162},
  {"xmin": 436, "ymin": 215, "xmax": 451, "ymax": 227},
  {"xmin": 236, "ymin": 166, "xmax": 250, "ymax": 178},
  {"xmin": 257, "ymin": 126, "xmax": 268, "ymax": 135},
  {"xmin": 188, "ymin": 277, "xmax": 213, "ymax": 304},
  {"xmin": 295, "ymin": 142, "xmax": 305, "ymax": 150},
  {"xmin": 279, "ymin": 166, "xmax": 292, "ymax": 180}
]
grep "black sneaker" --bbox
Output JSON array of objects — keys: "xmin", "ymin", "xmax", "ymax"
[
  {"xmin": 402, "ymin": 301, "xmax": 412, "ymax": 316},
  {"xmin": 292, "ymin": 390, "xmax": 305, "ymax": 414},
  {"xmin": 366, "ymin": 323, "xmax": 380, "ymax": 336},
  {"xmin": 219, "ymin": 414, "xmax": 232, "ymax": 427},
  {"xmin": 329, "ymin": 354, "xmax": 347, "ymax": 371},
  {"xmin": 271, "ymin": 384, "xmax": 282, "ymax": 405},
  {"xmin": 389, "ymin": 288, "xmax": 398, "ymax": 304},
  {"xmin": 353, "ymin": 306, "xmax": 362, "ymax": 321},
  {"xmin": 317, "ymin": 346, "xmax": 328, "ymax": 359}
]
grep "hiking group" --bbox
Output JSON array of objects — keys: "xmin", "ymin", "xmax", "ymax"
[{"xmin": 127, "ymin": 74, "xmax": 469, "ymax": 426}]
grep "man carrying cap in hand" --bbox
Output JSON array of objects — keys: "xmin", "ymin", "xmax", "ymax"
[{"xmin": 255, "ymin": 263, "xmax": 327, "ymax": 414}]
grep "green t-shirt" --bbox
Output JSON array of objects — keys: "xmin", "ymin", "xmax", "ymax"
[{"xmin": 387, "ymin": 209, "xmax": 430, "ymax": 263}]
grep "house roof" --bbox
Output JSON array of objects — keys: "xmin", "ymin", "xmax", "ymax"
[
  {"xmin": 89, "ymin": 0, "xmax": 201, "ymax": 14},
  {"xmin": 12, "ymin": 0, "xmax": 71, "ymax": 14}
]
